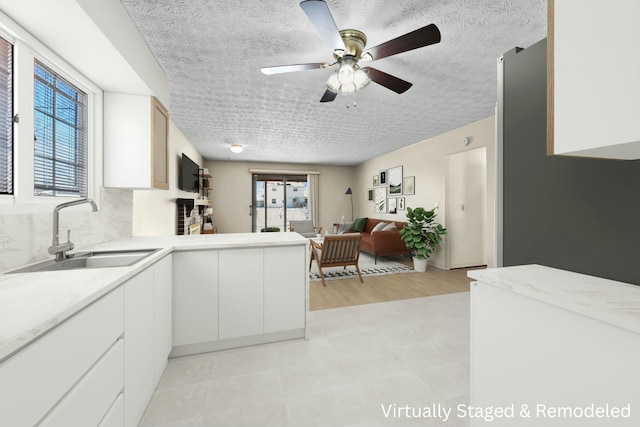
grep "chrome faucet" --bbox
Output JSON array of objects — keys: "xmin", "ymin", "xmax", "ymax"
[{"xmin": 48, "ymin": 198, "xmax": 98, "ymax": 261}]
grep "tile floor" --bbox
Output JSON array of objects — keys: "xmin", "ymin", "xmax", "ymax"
[{"xmin": 140, "ymin": 292, "xmax": 471, "ymax": 427}]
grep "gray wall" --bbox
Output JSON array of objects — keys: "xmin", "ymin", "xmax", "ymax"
[{"xmin": 503, "ymin": 39, "xmax": 640, "ymax": 285}]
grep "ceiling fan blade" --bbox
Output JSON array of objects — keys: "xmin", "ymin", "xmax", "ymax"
[
  {"xmin": 320, "ymin": 89, "xmax": 337, "ymax": 102},
  {"xmin": 362, "ymin": 67, "xmax": 412, "ymax": 94},
  {"xmin": 362, "ymin": 24, "xmax": 441, "ymax": 61},
  {"xmin": 261, "ymin": 62, "xmax": 329, "ymax": 75},
  {"xmin": 300, "ymin": 0, "xmax": 345, "ymax": 51}
]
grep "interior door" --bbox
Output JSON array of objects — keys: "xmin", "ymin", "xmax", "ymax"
[{"xmin": 445, "ymin": 147, "xmax": 487, "ymax": 268}]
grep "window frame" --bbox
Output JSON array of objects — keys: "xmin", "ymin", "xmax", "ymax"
[
  {"xmin": 0, "ymin": 34, "xmax": 12, "ymax": 196},
  {"xmin": 0, "ymin": 32, "xmax": 102, "ymax": 214},
  {"xmin": 33, "ymin": 60, "xmax": 89, "ymax": 198}
]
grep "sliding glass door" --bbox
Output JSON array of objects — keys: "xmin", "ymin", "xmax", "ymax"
[{"xmin": 252, "ymin": 174, "xmax": 308, "ymax": 232}]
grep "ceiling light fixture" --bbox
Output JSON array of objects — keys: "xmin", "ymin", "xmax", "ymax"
[{"xmin": 230, "ymin": 144, "xmax": 243, "ymax": 153}]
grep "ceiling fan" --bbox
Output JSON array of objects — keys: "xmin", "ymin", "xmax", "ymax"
[{"xmin": 261, "ymin": 0, "xmax": 441, "ymax": 103}]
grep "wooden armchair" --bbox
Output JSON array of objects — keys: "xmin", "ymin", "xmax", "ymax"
[{"xmin": 310, "ymin": 234, "xmax": 363, "ymax": 287}]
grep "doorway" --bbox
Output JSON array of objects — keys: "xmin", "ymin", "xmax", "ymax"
[
  {"xmin": 445, "ymin": 147, "xmax": 487, "ymax": 269},
  {"xmin": 252, "ymin": 174, "xmax": 308, "ymax": 232}
]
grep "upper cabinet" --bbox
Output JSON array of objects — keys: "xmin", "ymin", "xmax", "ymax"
[
  {"xmin": 104, "ymin": 93, "xmax": 170, "ymax": 189},
  {"xmin": 548, "ymin": 0, "xmax": 640, "ymax": 159}
]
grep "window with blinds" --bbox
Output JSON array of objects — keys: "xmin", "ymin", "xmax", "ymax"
[
  {"xmin": 0, "ymin": 37, "xmax": 12, "ymax": 195},
  {"xmin": 34, "ymin": 61, "xmax": 87, "ymax": 197}
]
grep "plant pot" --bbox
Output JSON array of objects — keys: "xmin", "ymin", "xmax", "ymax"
[{"xmin": 413, "ymin": 257, "xmax": 428, "ymax": 272}]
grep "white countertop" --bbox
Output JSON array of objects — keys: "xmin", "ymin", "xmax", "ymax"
[
  {"xmin": 0, "ymin": 233, "xmax": 308, "ymax": 362},
  {"xmin": 468, "ymin": 264, "xmax": 640, "ymax": 334}
]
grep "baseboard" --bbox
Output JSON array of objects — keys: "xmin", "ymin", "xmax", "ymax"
[{"xmin": 169, "ymin": 328, "xmax": 306, "ymax": 358}]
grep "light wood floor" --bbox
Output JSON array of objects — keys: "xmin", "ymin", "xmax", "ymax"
[{"xmin": 309, "ymin": 262, "xmax": 484, "ymax": 311}]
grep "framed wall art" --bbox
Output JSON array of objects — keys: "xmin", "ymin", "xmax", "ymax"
[
  {"xmin": 388, "ymin": 166, "xmax": 403, "ymax": 195},
  {"xmin": 368, "ymin": 188, "xmax": 374, "ymax": 202},
  {"xmin": 373, "ymin": 174, "xmax": 379, "ymax": 186},
  {"xmin": 379, "ymin": 169, "xmax": 387, "ymax": 185},
  {"xmin": 398, "ymin": 197, "xmax": 406, "ymax": 210},
  {"xmin": 404, "ymin": 176, "xmax": 415, "ymax": 195},
  {"xmin": 374, "ymin": 187, "xmax": 386, "ymax": 213},
  {"xmin": 388, "ymin": 197, "xmax": 397, "ymax": 214}
]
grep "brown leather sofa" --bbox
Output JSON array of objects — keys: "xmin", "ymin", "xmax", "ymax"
[{"xmin": 357, "ymin": 218, "xmax": 410, "ymax": 263}]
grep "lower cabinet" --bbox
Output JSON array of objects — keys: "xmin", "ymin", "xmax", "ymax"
[
  {"xmin": 124, "ymin": 266, "xmax": 155, "ymax": 427},
  {"xmin": 264, "ymin": 246, "xmax": 306, "ymax": 333},
  {"xmin": 171, "ymin": 244, "xmax": 306, "ymax": 356},
  {"xmin": 0, "ymin": 255, "xmax": 172, "ymax": 427},
  {"xmin": 172, "ymin": 250, "xmax": 219, "ymax": 347},
  {"xmin": 98, "ymin": 394, "xmax": 124, "ymax": 427},
  {"xmin": 219, "ymin": 248, "xmax": 264, "ymax": 339},
  {"xmin": 124, "ymin": 254, "xmax": 172, "ymax": 427},
  {"xmin": 0, "ymin": 287, "xmax": 124, "ymax": 427},
  {"xmin": 153, "ymin": 254, "xmax": 172, "ymax": 383},
  {"xmin": 39, "ymin": 340, "xmax": 124, "ymax": 427},
  {"xmin": 471, "ymin": 281, "xmax": 640, "ymax": 427}
]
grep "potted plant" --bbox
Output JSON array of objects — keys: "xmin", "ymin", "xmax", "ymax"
[
  {"xmin": 399, "ymin": 206, "xmax": 447, "ymax": 272},
  {"xmin": 261, "ymin": 227, "xmax": 281, "ymax": 232}
]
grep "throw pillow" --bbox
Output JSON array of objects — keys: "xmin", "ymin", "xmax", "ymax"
[
  {"xmin": 349, "ymin": 217, "xmax": 368, "ymax": 232},
  {"xmin": 371, "ymin": 222, "xmax": 388, "ymax": 233},
  {"xmin": 382, "ymin": 222, "xmax": 398, "ymax": 231}
]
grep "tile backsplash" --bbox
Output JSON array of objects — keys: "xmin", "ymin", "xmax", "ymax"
[{"xmin": 0, "ymin": 188, "xmax": 133, "ymax": 272}]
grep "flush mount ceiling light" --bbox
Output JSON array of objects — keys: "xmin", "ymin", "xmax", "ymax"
[
  {"xmin": 260, "ymin": 0, "xmax": 441, "ymax": 103},
  {"xmin": 230, "ymin": 144, "xmax": 243, "ymax": 153}
]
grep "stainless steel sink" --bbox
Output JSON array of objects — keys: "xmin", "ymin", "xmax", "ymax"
[{"xmin": 8, "ymin": 248, "xmax": 161, "ymax": 273}]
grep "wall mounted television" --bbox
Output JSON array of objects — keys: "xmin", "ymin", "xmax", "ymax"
[{"xmin": 178, "ymin": 153, "xmax": 200, "ymax": 193}]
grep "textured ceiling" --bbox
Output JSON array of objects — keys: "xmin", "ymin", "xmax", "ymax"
[{"xmin": 122, "ymin": 0, "xmax": 547, "ymax": 165}]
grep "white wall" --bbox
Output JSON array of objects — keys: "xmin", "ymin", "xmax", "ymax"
[
  {"xmin": 132, "ymin": 122, "xmax": 203, "ymax": 236},
  {"xmin": 203, "ymin": 160, "xmax": 354, "ymax": 234},
  {"xmin": 354, "ymin": 116, "xmax": 496, "ymax": 269}
]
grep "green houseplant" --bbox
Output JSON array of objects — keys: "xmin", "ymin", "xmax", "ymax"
[{"xmin": 399, "ymin": 206, "xmax": 447, "ymax": 271}]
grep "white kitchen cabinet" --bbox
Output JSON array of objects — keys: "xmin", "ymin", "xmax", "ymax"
[
  {"xmin": 98, "ymin": 394, "xmax": 124, "ymax": 427},
  {"xmin": 104, "ymin": 93, "xmax": 169, "ymax": 189},
  {"xmin": 170, "ymin": 242, "xmax": 307, "ymax": 357},
  {"xmin": 124, "ymin": 267, "xmax": 155, "ymax": 427},
  {"xmin": 0, "ymin": 287, "xmax": 123, "ymax": 427},
  {"xmin": 172, "ymin": 250, "xmax": 219, "ymax": 347},
  {"xmin": 219, "ymin": 248, "xmax": 264, "ymax": 339},
  {"xmin": 470, "ymin": 266, "xmax": 640, "ymax": 427},
  {"xmin": 549, "ymin": 0, "xmax": 640, "ymax": 159},
  {"xmin": 39, "ymin": 340, "xmax": 124, "ymax": 427},
  {"xmin": 153, "ymin": 254, "xmax": 172, "ymax": 383},
  {"xmin": 264, "ymin": 246, "xmax": 305, "ymax": 333},
  {"xmin": 124, "ymin": 255, "xmax": 173, "ymax": 427}
]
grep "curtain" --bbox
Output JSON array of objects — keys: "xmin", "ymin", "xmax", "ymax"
[{"xmin": 307, "ymin": 173, "xmax": 319, "ymax": 227}]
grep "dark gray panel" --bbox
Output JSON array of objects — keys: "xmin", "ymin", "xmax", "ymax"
[{"xmin": 502, "ymin": 39, "xmax": 640, "ymax": 285}]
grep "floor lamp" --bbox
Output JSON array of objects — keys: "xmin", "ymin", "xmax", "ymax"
[{"xmin": 345, "ymin": 188, "xmax": 353, "ymax": 221}]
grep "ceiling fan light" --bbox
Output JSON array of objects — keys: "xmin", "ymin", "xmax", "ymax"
[
  {"xmin": 353, "ymin": 68, "xmax": 370, "ymax": 90},
  {"xmin": 230, "ymin": 144, "xmax": 243, "ymax": 153},
  {"xmin": 326, "ymin": 71, "xmax": 340, "ymax": 92},
  {"xmin": 341, "ymin": 83, "xmax": 356, "ymax": 94},
  {"xmin": 338, "ymin": 59, "xmax": 355, "ymax": 85}
]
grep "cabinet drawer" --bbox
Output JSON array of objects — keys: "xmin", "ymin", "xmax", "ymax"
[
  {"xmin": 0, "ymin": 287, "xmax": 124, "ymax": 427},
  {"xmin": 98, "ymin": 393, "xmax": 124, "ymax": 427},
  {"xmin": 39, "ymin": 339, "xmax": 124, "ymax": 427}
]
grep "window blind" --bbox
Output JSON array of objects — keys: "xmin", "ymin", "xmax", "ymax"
[
  {"xmin": 0, "ymin": 37, "xmax": 12, "ymax": 194},
  {"xmin": 33, "ymin": 61, "xmax": 87, "ymax": 197}
]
